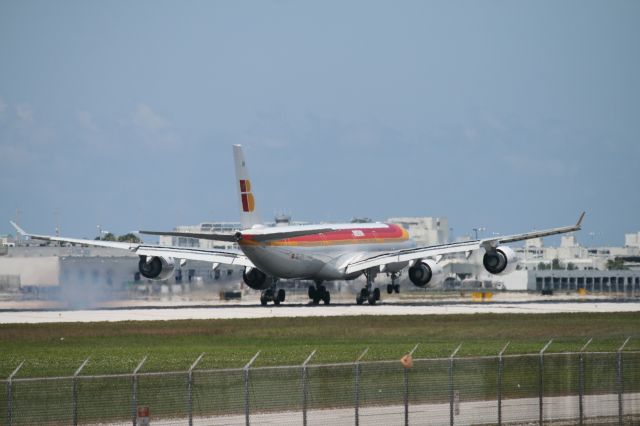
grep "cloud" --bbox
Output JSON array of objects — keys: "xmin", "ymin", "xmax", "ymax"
[
  {"xmin": 15, "ymin": 103, "xmax": 33, "ymax": 123},
  {"xmin": 75, "ymin": 110, "xmax": 98, "ymax": 132},
  {"xmin": 502, "ymin": 154, "xmax": 578, "ymax": 177},
  {"xmin": 128, "ymin": 103, "xmax": 180, "ymax": 146},
  {"xmin": 0, "ymin": 97, "xmax": 6, "ymax": 115},
  {"xmin": 133, "ymin": 103, "xmax": 167, "ymax": 132}
]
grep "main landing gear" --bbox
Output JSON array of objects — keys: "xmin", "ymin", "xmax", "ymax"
[
  {"xmin": 260, "ymin": 281, "xmax": 286, "ymax": 306},
  {"xmin": 387, "ymin": 272, "xmax": 400, "ymax": 294},
  {"xmin": 356, "ymin": 270, "xmax": 380, "ymax": 305},
  {"xmin": 308, "ymin": 281, "xmax": 331, "ymax": 305}
]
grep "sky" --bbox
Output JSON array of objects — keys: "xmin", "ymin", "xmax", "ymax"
[{"xmin": 1, "ymin": 0, "xmax": 639, "ymax": 246}]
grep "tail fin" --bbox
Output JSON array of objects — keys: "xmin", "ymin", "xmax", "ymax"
[{"xmin": 233, "ymin": 145, "xmax": 262, "ymax": 229}]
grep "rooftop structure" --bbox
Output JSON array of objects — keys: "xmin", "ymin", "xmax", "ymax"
[{"xmin": 158, "ymin": 222, "xmax": 241, "ymax": 250}]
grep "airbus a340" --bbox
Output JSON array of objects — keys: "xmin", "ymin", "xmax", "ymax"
[{"xmin": 11, "ymin": 145, "xmax": 584, "ymax": 306}]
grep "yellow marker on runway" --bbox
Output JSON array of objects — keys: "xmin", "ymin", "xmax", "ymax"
[{"xmin": 472, "ymin": 292, "xmax": 493, "ymax": 302}]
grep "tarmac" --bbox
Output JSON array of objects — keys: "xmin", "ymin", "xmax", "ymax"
[{"xmin": 1, "ymin": 295, "xmax": 639, "ymax": 324}]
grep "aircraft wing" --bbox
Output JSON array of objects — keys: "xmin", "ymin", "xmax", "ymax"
[
  {"xmin": 345, "ymin": 212, "xmax": 584, "ymax": 274},
  {"xmin": 10, "ymin": 221, "xmax": 254, "ymax": 267},
  {"xmin": 135, "ymin": 245, "xmax": 253, "ymax": 267},
  {"xmin": 139, "ymin": 230, "xmax": 237, "ymax": 242},
  {"xmin": 345, "ymin": 240, "xmax": 481, "ymax": 274}
]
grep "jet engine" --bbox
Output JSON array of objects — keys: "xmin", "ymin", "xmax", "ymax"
[
  {"xmin": 408, "ymin": 260, "xmax": 444, "ymax": 287},
  {"xmin": 138, "ymin": 256, "xmax": 176, "ymax": 280},
  {"xmin": 243, "ymin": 267, "xmax": 270, "ymax": 290},
  {"xmin": 483, "ymin": 246, "xmax": 518, "ymax": 275}
]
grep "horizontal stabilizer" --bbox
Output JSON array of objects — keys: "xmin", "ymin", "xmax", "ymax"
[
  {"xmin": 140, "ymin": 227, "xmax": 338, "ymax": 243},
  {"xmin": 139, "ymin": 230, "xmax": 238, "ymax": 242},
  {"xmin": 249, "ymin": 228, "xmax": 335, "ymax": 242}
]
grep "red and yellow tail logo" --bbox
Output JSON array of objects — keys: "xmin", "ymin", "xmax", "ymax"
[{"xmin": 239, "ymin": 180, "xmax": 255, "ymax": 212}]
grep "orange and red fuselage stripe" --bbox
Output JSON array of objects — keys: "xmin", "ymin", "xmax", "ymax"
[{"xmin": 239, "ymin": 224, "xmax": 410, "ymax": 248}]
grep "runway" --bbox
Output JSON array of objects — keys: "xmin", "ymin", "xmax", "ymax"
[{"xmin": 1, "ymin": 299, "xmax": 639, "ymax": 324}]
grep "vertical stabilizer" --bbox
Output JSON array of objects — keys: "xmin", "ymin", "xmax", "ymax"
[{"xmin": 233, "ymin": 145, "xmax": 262, "ymax": 229}]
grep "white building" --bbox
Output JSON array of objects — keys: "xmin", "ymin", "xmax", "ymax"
[
  {"xmin": 158, "ymin": 222, "xmax": 241, "ymax": 250},
  {"xmin": 387, "ymin": 216, "xmax": 449, "ymax": 246},
  {"xmin": 1, "ymin": 235, "xmax": 15, "ymax": 247},
  {"xmin": 625, "ymin": 232, "xmax": 640, "ymax": 248}
]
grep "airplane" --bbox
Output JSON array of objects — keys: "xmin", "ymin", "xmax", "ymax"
[{"xmin": 10, "ymin": 145, "xmax": 585, "ymax": 306}]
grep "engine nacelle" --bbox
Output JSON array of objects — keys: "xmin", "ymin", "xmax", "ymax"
[
  {"xmin": 408, "ymin": 260, "xmax": 444, "ymax": 287},
  {"xmin": 483, "ymin": 246, "xmax": 518, "ymax": 275},
  {"xmin": 138, "ymin": 256, "xmax": 176, "ymax": 281},
  {"xmin": 243, "ymin": 267, "xmax": 270, "ymax": 290}
]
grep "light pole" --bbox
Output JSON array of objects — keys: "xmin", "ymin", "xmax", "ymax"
[
  {"xmin": 472, "ymin": 227, "xmax": 486, "ymax": 240},
  {"xmin": 54, "ymin": 210, "xmax": 59, "ymax": 236}
]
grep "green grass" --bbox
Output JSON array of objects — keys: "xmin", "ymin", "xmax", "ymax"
[
  {"xmin": 1, "ymin": 313, "xmax": 639, "ymax": 425},
  {"xmin": 1, "ymin": 312, "xmax": 638, "ymax": 378}
]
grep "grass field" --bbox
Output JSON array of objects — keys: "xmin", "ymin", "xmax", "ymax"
[{"xmin": 1, "ymin": 312, "xmax": 639, "ymax": 378}]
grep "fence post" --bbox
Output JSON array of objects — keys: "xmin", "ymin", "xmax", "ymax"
[
  {"xmin": 6, "ymin": 361, "xmax": 24, "ymax": 426},
  {"xmin": 497, "ymin": 342, "xmax": 510, "ymax": 426},
  {"xmin": 354, "ymin": 348, "xmax": 368, "ymax": 426},
  {"xmin": 131, "ymin": 356, "xmax": 147, "ymax": 426},
  {"xmin": 301, "ymin": 350, "xmax": 316, "ymax": 426},
  {"xmin": 617, "ymin": 337, "xmax": 630, "ymax": 426},
  {"xmin": 244, "ymin": 351, "xmax": 260, "ymax": 426},
  {"xmin": 72, "ymin": 358, "xmax": 90, "ymax": 426},
  {"xmin": 449, "ymin": 344, "xmax": 462, "ymax": 426},
  {"xmin": 187, "ymin": 353, "xmax": 205, "ymax": 426},
  {"xmin": 538, "ymin": 340, "xmax": 552, "ymax": 426},
  {"xmin": 578, "ymin": 338, "xmax": 592, "ymax": 426},
  {"xmin": 404, "ymin": 344, "xmax": 420, "ymax": 426}
]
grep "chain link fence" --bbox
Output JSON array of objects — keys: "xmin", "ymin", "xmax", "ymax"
[{"xmin": 3, "ymin": 345, "xmax": 639, "ymax": 425}]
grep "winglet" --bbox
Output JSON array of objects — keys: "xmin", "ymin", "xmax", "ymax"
[
  {"xmin": 9, "ymin": 221, "xmax": 27, "ymax": 236},
  {"xmin": 576, "ymin": 212, "xmax": 585, "ymax": 229}
]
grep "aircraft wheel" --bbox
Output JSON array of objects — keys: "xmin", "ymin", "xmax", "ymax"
[
  {"xmin": 260, "ymin": 296, "xmax": 268, "ymax": 306},
  {"xmin": 278, "ymin": 289, "xmax": 286, "ymax": 302},
  {"xmin": 374, "ymin": 287, "xmax": 381, "ymax": 301},
  {"xmin": 387, "ymin": 284, "xmax": 393, "ymax": 294},
  {"xmin": 360, "ymin": 288, "xmax": 368, "ymax": 300},
  {"xmin": 367, "ymin": 295, "xmax": 377, "ymax": 305},
  {"xmin": 356, "ymin": 295, "xmax": 364, "ymax": 305},
  {"xmin": 322, "ymin": 291, "xmax": 331, "ymax": 305},
  {"xmin": 394, "ymin": 284, "xmax": 400, "ymax": 294},
  {"xmin": 312, "ymin": 296, "xmax": 321, "ymax": 305},
  {"xmin": 273, "ymin": 297, "xmax": 280, "ymax": 306},
  {"xmin": 308, "ymin": 286, "xmax": 316, "ymax": 299}
]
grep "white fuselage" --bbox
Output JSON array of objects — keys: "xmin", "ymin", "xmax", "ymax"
[{"xmin": 239, "ymin": 222, "xmax": 414, "ymax": 280}]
